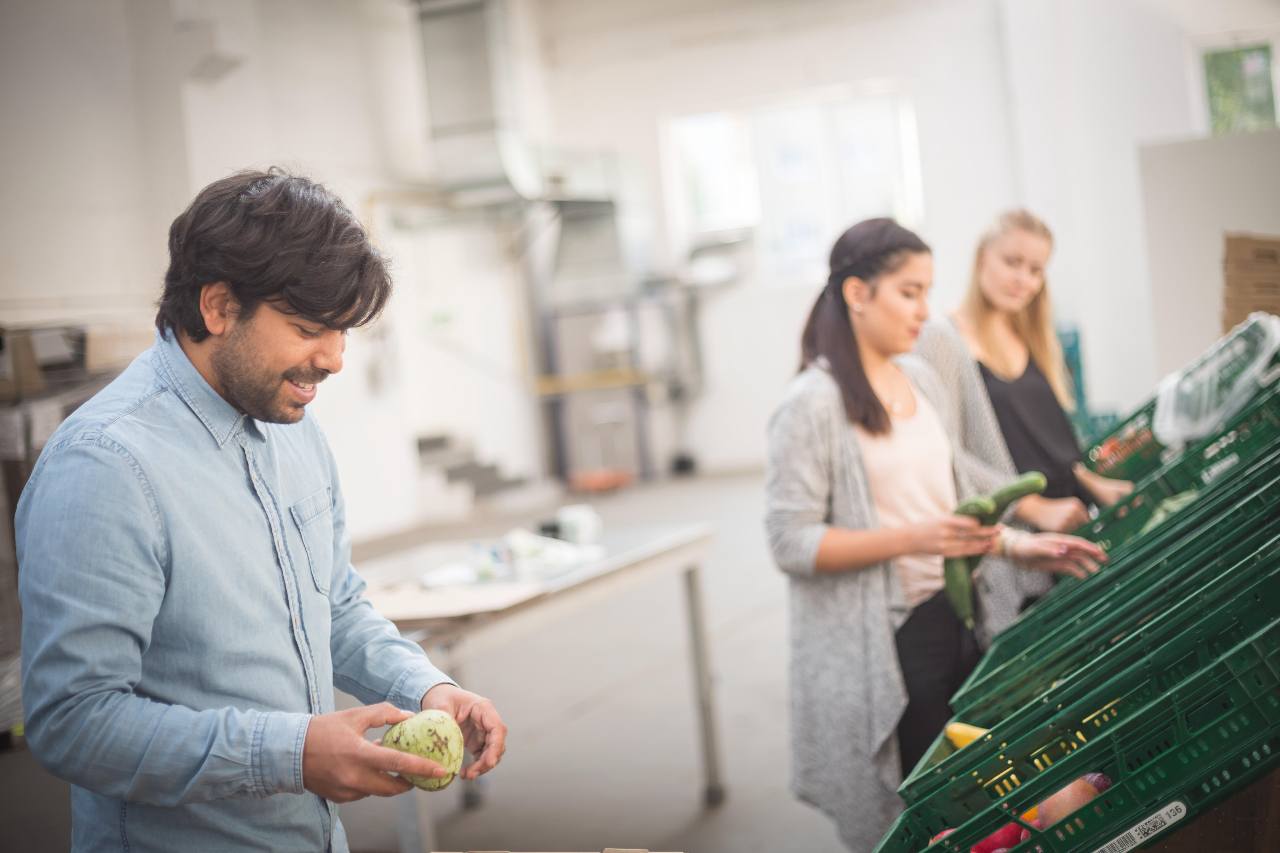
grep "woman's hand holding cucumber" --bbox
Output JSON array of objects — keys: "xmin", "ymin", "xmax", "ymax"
[{"xmin": 907, "ymin": 516, "xmax": 1001, "ymax": 557}]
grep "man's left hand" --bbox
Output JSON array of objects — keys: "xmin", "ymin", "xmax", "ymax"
[{"xmin": 422, "ymin": 684, "xmax": 507, "ymax": 780}]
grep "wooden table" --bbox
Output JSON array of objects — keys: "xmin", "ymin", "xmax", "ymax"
[{"xmin": 357, "ymin": 523, "xmax": 723, "ymax": 853}]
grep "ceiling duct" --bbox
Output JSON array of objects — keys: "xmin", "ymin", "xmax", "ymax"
[{"xmin": 413, "ymin": 0, "xmax": 543, "ymax": 206}]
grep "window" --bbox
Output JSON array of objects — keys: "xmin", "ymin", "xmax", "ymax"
[
  {"xmin": 663, "ymin": 87, "xmax": 923, "ymax": 285},
  {"xmin": 1204, "ymin": 43, "xmax": 1277, "ymax": 134}
]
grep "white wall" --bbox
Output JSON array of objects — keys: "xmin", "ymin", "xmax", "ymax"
[
  {"xmin": 540, "ymin": 0, "xmax": 1021, "ymax": 471},
  {"xmin": 0, "ymin": 0, "xmax": 545, "ymax": 540},
  {"xmin": 1139, "ymin": 128, "xmax": 1280, "ymax": 377},
  {"xmin": 538, "ymin": 0, "xmax": 1257, "ymax": 471},
  {"xmin": 0, "ymin": 0, "xmax": 178, "ymax": 328},
  {"xmin": 999, "ymin": 0, "xmax": 1202, "ymax": 411}
]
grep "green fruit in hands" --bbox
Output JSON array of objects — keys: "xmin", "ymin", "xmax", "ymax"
[
  {"xmin": 986, "ymin": 471, "xmax": 1048, "ymax": 523},
  {"xmin": 943, "ymin": 473, "xmax": 1048, "ymax": 629},
  {"xmin": 382, "ymin": 709, "xmax": 465, "ymax": 791},
  {"xmin": 954, "ymin": 495, "xmax": 998, "ymax": 520}
]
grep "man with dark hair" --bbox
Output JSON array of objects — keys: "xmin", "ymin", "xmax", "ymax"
[{"xmin": 17, "ymin": 169, "xmax": 506, "ymax": 851}]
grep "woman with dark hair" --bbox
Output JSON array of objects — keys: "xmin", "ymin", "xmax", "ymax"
[{"xmin": 764, "ymin": 218, "xmax": 1105, "ymax": 850}]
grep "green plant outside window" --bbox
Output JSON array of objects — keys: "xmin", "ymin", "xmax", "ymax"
[{"xmin": 1204, "ymin": 44, "xmax": 1277, "ymax": 134}]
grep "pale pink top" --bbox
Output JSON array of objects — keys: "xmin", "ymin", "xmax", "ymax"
[{"xmin": 855, "ymin": 389, "xmax": 957, "ymax": 610}]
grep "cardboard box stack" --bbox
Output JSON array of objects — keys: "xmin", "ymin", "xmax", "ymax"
[
  {"xmin": 0, "ymin": 324, "xmax": 130, "ymax": 734},
  {"xmin": 1223, "ymin": 232, "xmax": 1280, "ymax": 332}
]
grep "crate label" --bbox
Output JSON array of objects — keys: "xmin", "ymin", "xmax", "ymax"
[
  {"xmin": 1092, "ymin": 801, "xmax": 1187, "ymax": 852},
  {"xmin": 1200, "ymin": 452, "xmax": 1239, "ymax": 485}
]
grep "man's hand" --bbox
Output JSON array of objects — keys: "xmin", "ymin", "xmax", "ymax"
[
  {"xmin": 422, "ymin": 683, "xmax": 507, "ymax": 781},
  {"xmin": 302, "ymin": 703, "xmax": 450, "ymax": 803}
]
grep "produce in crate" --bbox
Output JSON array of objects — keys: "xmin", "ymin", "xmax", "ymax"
[
  {"xmin": 924, "ymin": 772, "xmax": 1111, "ymax": 852},
  {"xmin": 1035, "ymin": 772, "xmax": 1110, "ymax": 827},
  {"xmin": 943, "ymin": 721, "xmax": 988, "ymax": 749},
  {"xmin": 381, "ymin": 709, "xmax": 465, "ymax": 791},
  {"xmin": 968, "ymin": 821, "xmax": 1024, "ymax": 852},
  {"xmin": 944, "ymin": 472, "xmax": 1048, "ymax": 628}
]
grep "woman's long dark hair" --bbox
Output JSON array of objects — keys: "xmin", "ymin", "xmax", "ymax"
[{"xmin": 800, "ymin": 218, "xmax": 930, "ymax": 435}]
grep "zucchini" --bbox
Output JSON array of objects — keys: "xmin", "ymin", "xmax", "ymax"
[
  {"xmin": 954, "ymin": 495, "xmax": 997, "ymax": 520},
  {"xmin": 944, "ymin": 557, "xmax": 976, "ymax": 630},
  {"xmin": 984, "ymin": 471, "xmax": 1048, "ymax": 523},
  {"xmin": 940, "ymin": 472, "xmax": 1046, "ymax": 629}
]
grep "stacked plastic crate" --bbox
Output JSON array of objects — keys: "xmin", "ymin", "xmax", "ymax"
[{"xmin": 874, "ymin": 316, "xmax": 1280, "ymax": 853}]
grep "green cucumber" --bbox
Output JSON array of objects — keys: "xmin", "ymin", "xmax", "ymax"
[
  {"xmin": 940, "ymin": 474, "xmax": 1045, "ymax": 629},
  {"xmin": 944, "ymin": 557, "xmax": 975, "ymax": 629},
  {"xmin": 954, "ymin": 495, "xmax": 997, "ymax": 519},
  {"xmin": 983, "ymin": 471, "xmax": 1048, "ymax": 523},
  {"xmin": 944, "ymin": 498, "xmax": 992, "ymax": 630}
]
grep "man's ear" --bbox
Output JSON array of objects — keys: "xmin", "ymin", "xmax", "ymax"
[{"xmin": 199, "ymin": 282, "xmax": 238, "ymax": 337}]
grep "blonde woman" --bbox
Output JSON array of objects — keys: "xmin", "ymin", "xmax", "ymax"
[{"xmin": 952, "ymin": 209, "xmax": 1132, "ymax": 512}]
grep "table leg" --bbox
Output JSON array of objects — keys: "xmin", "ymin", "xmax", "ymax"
[{"xmin": 682, "ymin": 564, "xmax": 726, "ymax": 807}]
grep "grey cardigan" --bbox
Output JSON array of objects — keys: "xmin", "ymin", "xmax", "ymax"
[{"xmin": 764, "ymin": 344, "xmax": 1035, "ymax": 852}]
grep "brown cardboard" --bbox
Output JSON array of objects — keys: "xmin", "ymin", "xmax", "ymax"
[
  {"xmin": 1224, "ymin": 232, "xmax": 1280, "ymax": 272},
  {"xmin": 1223, "ymin": 272, "xmax": 1280, "ymax": 302},
  {"xmin": 0, "ymin": 330, "xmax": 47, "ymax": 403}
]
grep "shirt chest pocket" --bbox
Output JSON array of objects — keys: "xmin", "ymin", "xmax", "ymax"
[{"xmin": 289, "ymin": 487, "xmax": 334, "ymax": 596}]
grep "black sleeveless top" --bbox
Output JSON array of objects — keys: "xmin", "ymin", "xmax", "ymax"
[{"xmin": 980, "ymin": 358, "xmax": 1091, "ymax": 504}]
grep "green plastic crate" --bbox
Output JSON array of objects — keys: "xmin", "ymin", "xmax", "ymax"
[
  {"xmin": 1084, "ymin": 316, "xmax": 1279, "ymax": 481},
  {"xmin": 971, "ymin": 448, "xmax": 1280, "ymax": 686},
  {"xmin": 1075, "ymin": 383, "xmax": 1280, "ymax": 554},
  {"xmin": 877, "ymin": 614, "xmax": 1280, "ymax": 852},
  {"xmin": 955, "ymin": 510, "xmax": 1278, "ymax": 724},
  {"xmin": 962, "ymin": 463, "xmax": 1280, "ymax": 710},
  {"xmin": 967, "ymin": 448, "xmax": 1280, "ymax": 696},
  {"xmin": 900, "ymin": 533, "xmax": 1280, "ymax": 808}
]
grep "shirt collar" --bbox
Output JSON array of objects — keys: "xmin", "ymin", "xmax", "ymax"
[{"xmin": 153, "ymin": 330, "xmax": 256, "ymax": 448}]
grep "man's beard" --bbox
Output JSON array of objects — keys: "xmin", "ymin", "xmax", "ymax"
[{"xmin": 210, "ymin": 322, "xmax": 325, "ymax": 424}]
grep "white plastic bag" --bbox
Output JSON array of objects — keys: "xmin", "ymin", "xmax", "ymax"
[{"xmin": 1152, "ymin": 312, "xmax": 1280, "ymax": 449}]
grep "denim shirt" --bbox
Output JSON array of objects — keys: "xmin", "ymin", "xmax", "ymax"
[{"xmin": 17, "ymin": 332, "xmax": 453, "ymax": 852}]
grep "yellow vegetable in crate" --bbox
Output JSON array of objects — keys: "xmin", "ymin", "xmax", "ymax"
[
  {"xmin": 943, "ymin": 472, "xmax": 1048, "ymax": 628},
  {"xmin": 943, "ymin": 721, "xmax": 988, "ymax": 750}
]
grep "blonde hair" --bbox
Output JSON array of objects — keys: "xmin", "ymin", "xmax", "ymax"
[{"xmin": 962, "ymin": 209, "xmax": 1075, "ymax": 410}]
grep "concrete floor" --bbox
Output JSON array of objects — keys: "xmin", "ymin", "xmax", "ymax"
[{"xmin": 0, "ymin": 471, "xmax": 849, "ymax": 853}]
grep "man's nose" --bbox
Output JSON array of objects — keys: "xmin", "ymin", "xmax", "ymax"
[{"xmin": 313, "ymin": 330, "xmax": 345, "ymax": 375}]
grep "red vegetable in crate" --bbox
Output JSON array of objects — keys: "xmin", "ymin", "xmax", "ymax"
[
  {"xmin": 929, "ymin": 828, "xmax": 955, "ymax": 844},
  {"xmin": 969, "ymin": 821, "xmax": 1024, "ymax": 853}
]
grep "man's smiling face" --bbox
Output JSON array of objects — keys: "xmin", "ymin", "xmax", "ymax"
[{"xmin": 210, "ymin": 299, "xmax": 346, "ymax": 424}]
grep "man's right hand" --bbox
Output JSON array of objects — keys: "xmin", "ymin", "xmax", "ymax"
[{"xmin": 302, "ymin": 703, "xmax": 450, "ymax": 803}]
